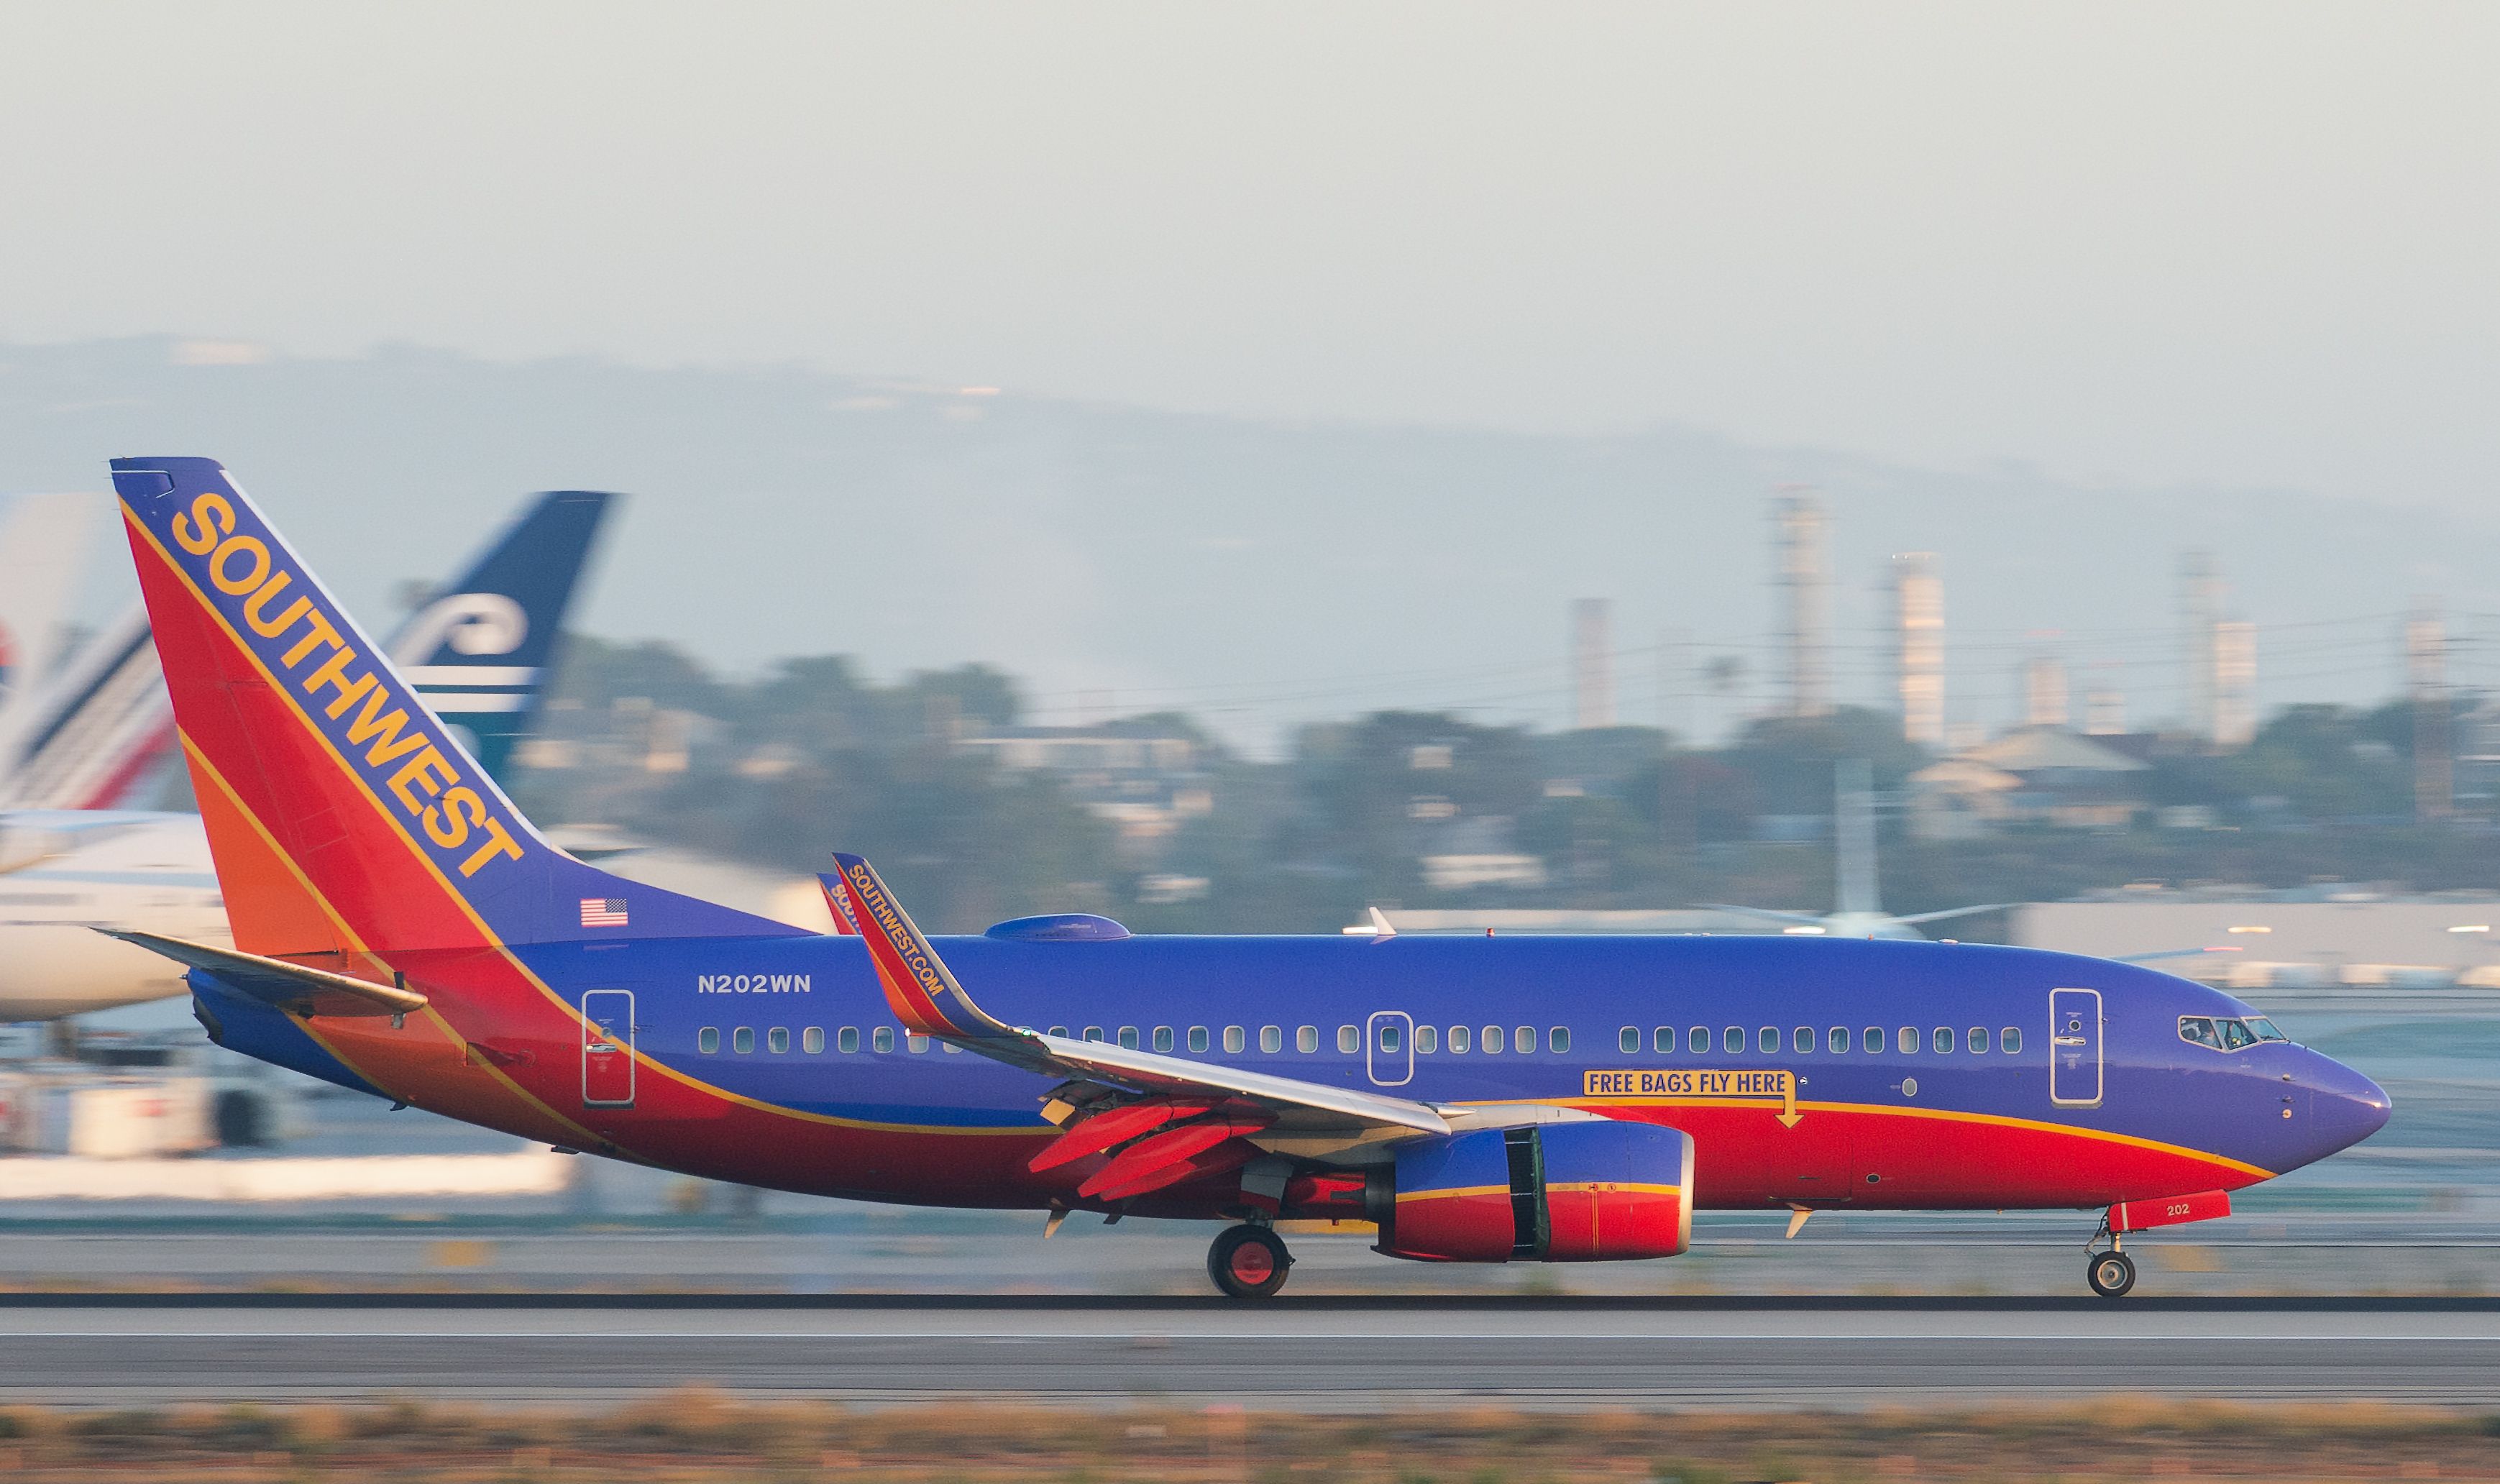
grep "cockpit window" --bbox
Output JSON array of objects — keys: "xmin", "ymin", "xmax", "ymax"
[{"xmin": 2181, "ymin": 1014, "xmax": 2286, "ymax": 1052}]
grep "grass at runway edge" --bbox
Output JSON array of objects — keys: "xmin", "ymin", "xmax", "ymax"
[{"xmin": 0, "ymin": 1394, "xmax": 2494, "ymax": 1480}]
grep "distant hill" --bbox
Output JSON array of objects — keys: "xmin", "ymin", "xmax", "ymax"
[{"xmin": 1, "ymin": 336, "xmax": 2485, "ymax": 751}]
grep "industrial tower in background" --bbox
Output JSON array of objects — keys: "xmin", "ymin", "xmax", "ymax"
[
  {"xmin": 1891, "ymin": 552, "xmax": 1943, "ymax": 747},
  {"xmin": 1773, "ymin": 490, "xmax": 1831, "ymax": 719},
  {"xmin": 2178, "ymin": 550, "xmax": 2256, "ymax": 750},
  {"xmin": 1570, "ymin": 597, "xmax": 1614, "ymax": 731},
  {"xmin": 2409, "ymin": 603, "xmax": 2452, "ymax": 820}
]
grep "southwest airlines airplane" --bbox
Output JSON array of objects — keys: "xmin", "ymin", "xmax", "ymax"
[
  {"xmin": 105, "ymin": 457, "xmax": 2388, "ymax": 1299},
  {"xmin": 0, "ymin": 488, "xmax": 609, "ymax": 1020}
]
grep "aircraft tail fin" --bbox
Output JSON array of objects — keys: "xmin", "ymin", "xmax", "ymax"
[
  {"xmin": 388, "ymin": 490, "xmax": 613, "ymax": 777},
  {"xmin": 0, "ymin": 603, "xmax": 172, "ymax": 810},
  {"xmin": 0, "ymin": 494, "xmax": 96, "ymax": 729},
  {"xmin": 110, "ymin": 457, "xmax": 797, "ymax": 959},
  {"xmin": 0, "ymin": 490, "xmax": 613, "ymax": 812}
]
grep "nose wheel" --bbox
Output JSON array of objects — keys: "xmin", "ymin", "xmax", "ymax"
[
  {"xmin": 1208, "ymin": 1223, "xmax": 1292, "ymax": 1299},
  {"xmin": 2086, "ymin": 1249, "xmax": 2136, "ymax": 1298}
]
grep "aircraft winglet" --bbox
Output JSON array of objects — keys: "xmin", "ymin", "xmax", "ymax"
[{"xmin": 825, "ymin": 852, "xmax": 1012, "ymax": 1041}]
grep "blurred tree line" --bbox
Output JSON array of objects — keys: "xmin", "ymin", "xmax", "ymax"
[{"xmin": 511, "ymin": 638, "xmax": 2500, "ymax": 935}]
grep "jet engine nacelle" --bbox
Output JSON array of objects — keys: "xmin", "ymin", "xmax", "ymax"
[{"xmin": 1367, "ymin": 1119, "xmax": 1693, "ymax": 1263}]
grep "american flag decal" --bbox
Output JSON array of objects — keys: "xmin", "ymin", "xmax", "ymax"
[{"xmin": 580, "ymin": 897, "xmax": 629, "ymax": 927}]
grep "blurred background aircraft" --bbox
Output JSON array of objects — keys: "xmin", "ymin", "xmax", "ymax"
[{"xmin": 0, "ymin": 489, "xmax": 613, "ymax": 1022}]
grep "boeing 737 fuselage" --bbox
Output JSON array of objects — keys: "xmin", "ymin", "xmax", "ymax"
[{"xmin": 106, "ymin": 457, "xmax": 2389, "ymax": 1299}]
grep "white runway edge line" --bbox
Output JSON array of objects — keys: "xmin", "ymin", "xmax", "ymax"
[{"xmin": 0, "ymin": 1152, "xmax": 568, "ymax": 1201}]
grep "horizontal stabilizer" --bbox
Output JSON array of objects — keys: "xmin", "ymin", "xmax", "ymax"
[{"xmin": 96, "ymin": 928, "xmax": 429, "ymax": 1019}]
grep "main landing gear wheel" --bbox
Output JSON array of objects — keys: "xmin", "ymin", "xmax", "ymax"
[
  {"xmin": 2087, "ymin": 1250, "xmax": 2137, "ymax": 1298},
  {"xmin": 1208, "ymin": 1224, "xmax": 1292, "ymax": 1300}
]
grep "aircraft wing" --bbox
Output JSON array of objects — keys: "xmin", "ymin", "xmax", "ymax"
[
  {"xmin": 2115, "ymin": 945, "xmax": 2243, "ymax": 966},
  {"xmin": 1699, "ymin": 904, "xmax": 1831, "ymax": 928},
  {"xmin": 823, "ymin": 853, "xmax": 1451, "ymax": 1138},
  {"xmin": 1892, "ymin": 902, "xmax": 2015, "ymax": 926},
  {"xmin": 95, "ymin": 928, "xmax": 429, "ymax": 1019}
]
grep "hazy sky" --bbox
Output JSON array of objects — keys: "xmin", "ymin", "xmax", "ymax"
[{"xmin": 5, "ymin": 4, "xmax": 2497, "ymax": 517}]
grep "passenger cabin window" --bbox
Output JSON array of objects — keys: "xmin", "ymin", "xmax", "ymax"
[
  {"xmin": 1223, "ymin": 1026, "xmax": 1245, "ymax": 1053},
  {"xmin": 873, "ymin": 1027, "xmax": 895, "ymax": 1053},
  {"xmin": 698, "ymin": 1027, "xmax": 720, "ymax": 1054},
  {"xmin": 1828, "ymin": 1026, "xmax": 1848, "ymax": 1054},
  {"xmin": 734, "ymin": 1027, "xmax": 755, "ymax": 1054},
  {"xmin": 1381, "ymin": 1023, "xmax": 1405, "ymax": 1053},
  {"xmin": 1340, "ymin": 1025, "xmax": 1361, "ymax": 1054},
  {"xmin": 1118, "ymin": 1027, "xmax": 1140, "ymax": 1050},
  {"xmin": 769, "ymin": 1027, "xmax": 790, "ymax": 1054},
  {"xmin": 1620, "ymin": 1027, "xmax": 1639, "ymax": 1054},
  {"xmin": 1689, "ymin": 1027, "xmax": 1708, "ymax": 1055},
  {"xmin": 1416, "ymin": 1025, "xmax": 1438, "ymax": 1054},
  {"xmin": 1480, "ymin": 1025, "xmax": 1501, "ymax": 1055},
  {"xmin": 838, "ymin": 1027, "xmax": 859, "ymax": 1053},
  {"xmin": 803, "ymin": 1027, "xmax": 824, "ymax": 1054},
  {"xmin": 1897, "ymin": 1026, "xmax": 1917, "ymax": 1055},
  {"xmin": 1448, "ymin": 1025, "xmax": 1472, "ymax": 1054},
  {"xmin": 2000, "ymin": 1026, "xmax": 2020, "ymax": 1054},
  {"xmin": 1863, "ymin": 1026, "xmax": 1883, "ymax": 1053},
  {"xmin": 1153, "ymin": 1027, "xmax": 1174, "ymax": 1053},
  {"xmin": 1794, "ymin": 1027, "xmax": 1814, "ymax": 1054},
  {"xmin": 1966, "ymin": 1027, "xmax": 1986, "ymax": 1054},
  {"xmin": 1933, "ymin": 1027, "xmax": 1954, "ymax": 1054},
  {"xmin": 1654, "ymin": 1027, "xmax": 1674, "ymax": 1053},
  {"xmin": 1547, "ymin": 1027, "xmax": 1567, "ymax": 1054},
  {"xmin": 1722, "ymin": 1027, "xmax": 1743, "ymax": 1055},
  {"xmin": 1296, "ymin": 1026, "xmax": 1319, "ymax": 1053},
  {"xmin": 1757, "ymin": 1027, "xmax": 1777, "ymax": 1054},
  {"xmin": 907, "ymin": 1032, "xmax": 930, "ymax": 1054},
  {"xmin": 1084, "ymin": 1026, "xmax": 1105, "ymax": 1043},
  {"xmin": 1189, "ymin": 1027, "xmax": 1210, "ymax": 1053},
  {"xmin": 1514, "ymin": 1026, "xmax": 1534, "ymax": 1055},
  {"xmin": 1260, "ymin": 1025, "xmax": 1283, "ymax": 1053}
]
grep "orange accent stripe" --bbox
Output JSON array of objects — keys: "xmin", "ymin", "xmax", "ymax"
[
  {"xmin": 1531, "ymin": 1095, "xmax": 2277, "ymax": 1181},
  {"xmin": 1396, "ymin": 1184, "xmax": 1510, "ymax": 1205}
]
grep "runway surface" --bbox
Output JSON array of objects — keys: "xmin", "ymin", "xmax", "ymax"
[{"xmin": 0, "ymin": 1296, "xmax": 2491, "ymax": 1408}]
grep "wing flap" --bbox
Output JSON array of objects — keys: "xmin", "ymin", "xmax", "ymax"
[{"xmin": 97, "ymin": 927, "xmax": 429, "ymax": 1018}]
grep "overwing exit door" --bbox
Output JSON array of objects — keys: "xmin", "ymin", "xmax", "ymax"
[
  {"xmin": 582, "ymin": 989, "xmax": 636, "ymax": 1108},
  {"xmin": 2049, "ymin": 987, "xmax": 2102, "ymax": 1108},
  {"xmin": 1367, "ymin": 1011, "xmax": 1414, "ymax": 1086}
]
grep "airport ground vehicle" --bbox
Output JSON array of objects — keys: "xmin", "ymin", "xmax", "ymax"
[{"xmin": 107, "ymin": 457, "xmax": 2389, "ymax": 1297}]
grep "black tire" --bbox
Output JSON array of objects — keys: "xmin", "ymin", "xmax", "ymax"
[
  {"xmin": 2087, "ymin": 1250, "xmax": 2136, "ymax": 1298},
  {"xmin": 1207, "ymin": 1224, "xmax": 1292, "ymax": 1300}
]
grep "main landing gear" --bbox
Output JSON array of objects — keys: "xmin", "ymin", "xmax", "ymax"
[{"xmin": 1208, "ymin": 1223, "xmax": 1293, "ymax": 1300}]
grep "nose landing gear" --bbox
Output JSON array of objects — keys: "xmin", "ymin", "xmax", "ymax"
[
  {"xmin": 1208, "ymin": 1223, "xmax": 1293, "ymax": 1299},
  {"xmin": 2084, "ymin": 1214, "xmax": 2136, "ymax": 1298},
  {"xmin": 2086, "ymin": 1248, "xmax": 2136, "ymax": 1298}
]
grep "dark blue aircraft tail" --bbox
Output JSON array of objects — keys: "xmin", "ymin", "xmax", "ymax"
[{"xmin": 384, "ymin": 491, "xmax": 612, "ymax": 778}]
